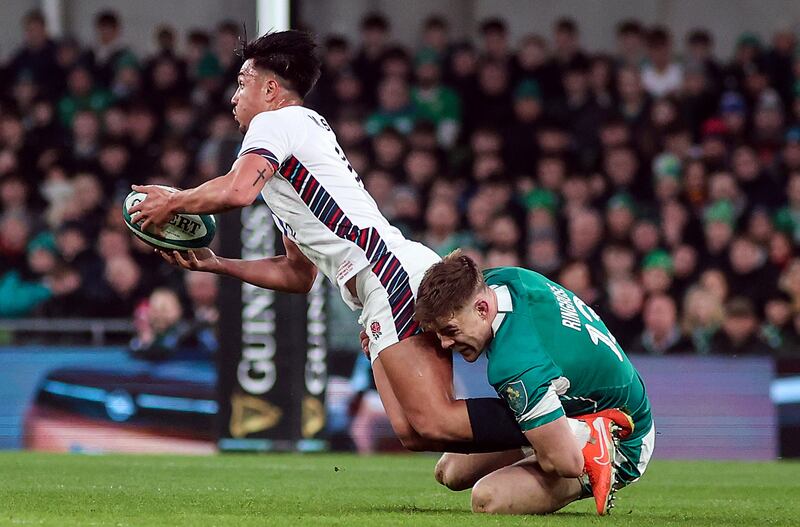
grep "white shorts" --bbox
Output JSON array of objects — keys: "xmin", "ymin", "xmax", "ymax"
[{"xmin": 355, "ymin": 241, "xmax": 441, "ymax": 363}]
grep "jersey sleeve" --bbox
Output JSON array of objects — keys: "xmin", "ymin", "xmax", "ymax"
[
  {"xmin": 489, "ymin": 306, "xmax": 565, "ymax": 432},
  {"xmin": 497, "ymin": 369, "xmax": 565, "ymax": 432},
  {"xmin": 238, "ymin": 110, "xmax": 299, "ymax": 171}
]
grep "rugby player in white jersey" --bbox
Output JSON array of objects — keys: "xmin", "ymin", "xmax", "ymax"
[{"xmin": 129, "ymin": 30, "xmax": 583, "ymax": 456}]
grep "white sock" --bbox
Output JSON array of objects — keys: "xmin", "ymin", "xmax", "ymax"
[{"xmin": 568, "ymin": 417, "xmax": 591, "ymax": 446}]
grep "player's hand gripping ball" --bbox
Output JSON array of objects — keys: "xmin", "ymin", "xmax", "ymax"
[{"xmin": 123, "ymin": 185, "xmax": 216, "ymax": 250}]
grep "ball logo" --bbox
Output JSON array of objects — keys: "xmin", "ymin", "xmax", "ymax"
[
  {"xmin": 370, "ymin": 321, "xmax": 382, "ymax": 340},
  {"xmin": 168, "ymin": 214, "xmax": 202, "ymax": 236}
]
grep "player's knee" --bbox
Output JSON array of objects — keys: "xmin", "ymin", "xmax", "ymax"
[
  {"xmin": 434, "ymin": 455, "xmax": 472, "ymax": 491},
  {"xmin": 434, "ymin": 455, "xmax": 448, "ymax": 486},
  {"xmin": 472, "ymin": 477, "xmax": 557, "ymax": 515},
  {"xmin": 471, "ymin": 479, "xmax": 503, "ymax": 513}
]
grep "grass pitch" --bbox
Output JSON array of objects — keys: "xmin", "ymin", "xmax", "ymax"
[{"xmin": 0, "ymin": 452, "xmax": 798, "ymax": 526}]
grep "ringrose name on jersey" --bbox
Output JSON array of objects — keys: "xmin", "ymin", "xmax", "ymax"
[{"xmin": 546, "ymin": 283, "xmax": 582, "ymax": 332}]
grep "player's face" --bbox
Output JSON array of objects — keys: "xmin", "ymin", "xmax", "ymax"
[
  {"xmin": 231, "ymin": 59, "xmax": 271, "ymax": 134},
  {"xmin": 434, "ymin": 301, "xmax": 492, "ymax": 362}
]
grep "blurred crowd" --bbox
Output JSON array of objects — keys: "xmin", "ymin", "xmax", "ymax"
[
  {"xmin": 0, "ymin": 9, "xmax": 799, "ymax": 359},
  {"xmin": 310, "ymin": 13, "xmax": 800, "ymax": 358},
  {"xmin": 0, "ymin": 10, "xmax": 231, "ymax": 358}
]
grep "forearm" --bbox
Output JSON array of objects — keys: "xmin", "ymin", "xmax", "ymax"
[
  {"xmin": 169, "ymin": 154, "xmax": 272, "ymax": 214},
  {"xmin": 169, "ymin": 173, "xmax": 255, "ymax": 215},
  {"xmin": 215, "ymin": 255, "xmax": 316, "ymax": 294}
]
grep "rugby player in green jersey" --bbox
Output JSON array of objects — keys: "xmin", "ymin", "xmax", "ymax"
[{"xmin": 414, "ymin": 251, "xmax": 655, "ymax": 515}]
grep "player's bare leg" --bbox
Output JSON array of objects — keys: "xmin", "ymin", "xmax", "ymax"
[
  {"xmin": 470, "ymin": 456, "xmax": 583, "ymax": 515},
  {"xmin": 370, "ymin": 353, "xmax": 430, "ymax": 451},
  {"xmin": 434, "ymin": 450, "xmax": 526, "ymax": 491},
  {"xmin": 374, "ymin": 333, "xmax": 474, "ymax": 446}
]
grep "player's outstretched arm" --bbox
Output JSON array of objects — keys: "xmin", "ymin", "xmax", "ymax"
[
  {"xmin": 160, "ymin": 236, "xmax": 318, "ymax": 294},
  {"xmin": 130, "ymin": 153, "xmax": 273, "ymax": 231}
]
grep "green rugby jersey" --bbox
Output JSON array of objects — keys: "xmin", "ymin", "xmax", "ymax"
[{"xmin": 483, "ymin": 267, "xmax": 652, "ymax": 439}]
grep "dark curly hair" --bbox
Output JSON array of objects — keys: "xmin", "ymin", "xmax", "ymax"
[{"xmin": 240, "ymin": 30, "xmax": 321, "ymax": 99}]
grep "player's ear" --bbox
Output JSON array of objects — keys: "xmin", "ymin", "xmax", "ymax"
[
  {"xmin": 475, "ymin": 298, "xmax": 489, "ymax": 320},
  {"xmin": 264, "ymin": 76, "xmax": 278, "ymax": 101}
]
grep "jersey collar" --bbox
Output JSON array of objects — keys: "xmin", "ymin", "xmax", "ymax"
[{"xmin": 489, "ymin": 285, "xmax": 513, "ymax": 336}]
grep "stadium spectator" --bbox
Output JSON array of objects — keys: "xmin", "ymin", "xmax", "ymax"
[
  {"xmin": 780, "ymin": 312, "xmax": 800, "ymax": 356},
  {"xmin": 566, "ymin": 208, "xmax": 604, "ymax": 266},
  {"xmin": 307, "ymin": 35, "xmax": 351, "ymax": 116},
  {"xmin": 129, "ymin": 288, "xmax": 217, "ymax": 362},
  {"xmin": 95, "ymin": 255, "xmax": 148, "ymax": 318},
  {"xmin": 184, "ymin": 30, "xmax": 219, "ymax": 106},
  {"xmin": 615, "ymin": 19, "xmax": 646, "ymax": 68},
  {"xmin": 551, "ymin": 17, "xmax": 589, "ymax": 79},
  {"xmin": 600, "ymin": 242, "xmax": 636, "ymax": 282},
  {"xmin": 422, "ymin": 199, "xmax": 469, "ymax": 256},
  {"xmin": 727, "ymin": 235, "xmax": 778, "ymax": 311},
  {"xmin": 554, "ymin": 61, "xmax": 604, "ymax": 168},
  {"xmin": 641, "ymin": 26, "xmax": 683, "ymax": 98},
  {"xmin": 699, "ymin": 268, "xmax": 730, "ymax": 304},
  {"xmin": 775, "ymin": 172, "xmax": 800, "ymax": 243},
  {"xmin": 685, "ymin": 28, "xmax": 724, "ymax": 96},
  {"xmin": 701, "ymin": 200, "xmax": 737, "ymax": 269},
  {"xmin": 589, "ymin": 53, "xmax": 615, "ymax": 111},
  {"xmin": 635, "ymin": 293, "xmax": 694, "ymax": 354},
  {"xmin": 761, "ymin": 290, "xmax": 795, "ymax": 353},
  {"xmin": 681, "ymin": 285, "xmax": 724, "ymax": 354},
  {"xmin": 6, "ymin": 10, "xmax": 60, "ymax": 97},
  {"xmin": 778, "ymin": 258, "xmax": 800, "ymax": 310},
  {"xmin": 514, "ymin": 35, "xmax": 560, "ymax": 100},
  {"xmin": 558, "ymin": 260, "xmax": 600, "ymax": 307},
  {"xmin": 671, "ymin": 243, "xmax": 701, "ymax": 299},
  {"xmin": 763, "ymin": 29, "xmax": 795, "ymax": 107},
  {"xmin": 211, "ymin": 21, "xmax": 243, "ymax": 106},
  {"xmin": 601, "ymin": 277, "xmax": 645, "ymax": 348},
  {"xmin": 526, "ymin": 234, "xmax": 561, "ymax": 278},
  {"xmin": 183, "ymin": 271, "xmax": 219, "ymax": 326},
  {"xmin": 605, "ymin": 194, "xmax": 636, "ymax": 245},
  {"xmin": 411, "ymin": 50, "xmax": 461, "ymax": 147},
  {"xmin": 353, "ymin": 12, "xmax": 391, "ymax": 106},
  {"xmin": 365, "ymin": 76, "xmax": 416, "ymax": 135},
  {"xmin": 728, "ymin": 33, "xmax": 763, "ymax": 94},
  {"xmin": 419, "ymin": 15, "xmax": 450, "ymax": 59},
  {"xmin": 709, "ymin": 297, "xmax": 772, "ymax": 355},
  {"xmin": 640, "ymin": 249, "xmax": 675, "ymax": 295},
  {"xmin": 478, "ymin": 18, "xmax": 510, "ymax": 63}
]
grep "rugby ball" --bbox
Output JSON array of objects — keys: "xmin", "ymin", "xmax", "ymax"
[{"xmin": 122, "ymin": 186, "xmax": 216, "ymax": 250}]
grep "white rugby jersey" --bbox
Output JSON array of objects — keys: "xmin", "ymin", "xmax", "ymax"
[{"xmin": 238, "ymin": 105, "xmax": 410, "ymax": 309}]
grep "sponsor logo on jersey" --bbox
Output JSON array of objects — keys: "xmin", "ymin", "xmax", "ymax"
[{"xmin": 370, "ymin": 321, "xmax": 382, "ymax": 340}]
